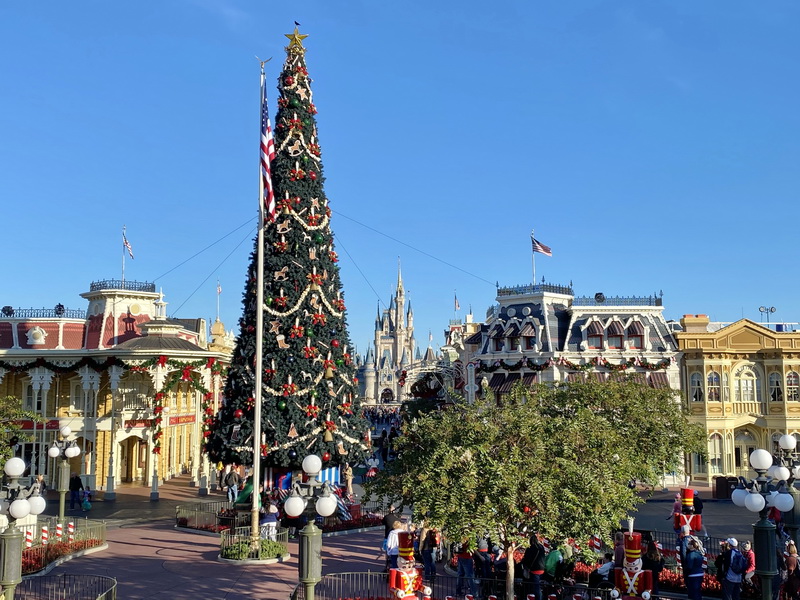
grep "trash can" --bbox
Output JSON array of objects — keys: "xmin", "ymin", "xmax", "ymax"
[{"xmin": 714, "ymin": 476, "xmax": 730, "ymax": 499}]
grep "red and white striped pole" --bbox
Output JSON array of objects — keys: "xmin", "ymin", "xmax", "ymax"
[
  {"xmin": 25, "ymin": 529, "xmax": 33, "ymax": 548},
  {"xmin": 55, "ymin": 522, "xmax": 63, "ymax": 541},
  {"xmin": 68, "ymin": 522, "xmax": 75, "ymax": 543},
  {"xmin": 489, "ymin": 596, "xmax": 499, "ymax": 600},
  {"xmin": 41, "ymin": 525, "xmax": 49, "ymax": 545}
]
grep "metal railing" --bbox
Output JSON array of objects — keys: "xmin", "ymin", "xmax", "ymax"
[
  {"xmin": 498, "ymin": 283, "xmax": 574, "ymax": 297},
  {"xmin": 15, "ymin": 574, "xmax": 116, "ymax": 599},
  {"xmin": 21, "ymin": 518, "xmax": 107, "ymax": 574},
  {"xmin": 0, "ymin": 307, "xmax": 86, "ymax": 319},
  {"xmin": 219, "ymin": 525, "xmax": 289, "ymax": 561},
  {"xmin": 573, "ymin": 295, "xmax": 662, "ymax": 307},
  {"xmin": 89, "ymin": 280, "xmax": 156, "ymax": 293},
  {"xmin": 289, "ymin": 572, "xmax": 617, "ymax": 600}
]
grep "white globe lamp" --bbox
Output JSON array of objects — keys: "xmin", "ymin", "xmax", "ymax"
[
  {"xmin": 4, "ymin": 457, "xmax": 25, "ymax": 478},
  {"xmin": 745, "ymin": 491, "xmax": 766, "ymax": 513},
  {"xmin": 315, "ymin": 492, "xmax": 338, "ymax": 517},
  {"xmin": 302, "ymin": 454, "xmax": 322, "ymax": 477},
  {"xmin": 284, "ymin": 494, "xmax": 306, "ymax": 518},
  {"xmin": 775, "ymin": 465, "xmax": 792, "ymax": 482},
  {"xmin": 750, "ymin": 449, "xmax": 774, "ymax": 472},
  {"xmin": 8, "ymin": 498, "xmax": 31, "ymax": 520},
  {"xmin": 774, "ymin": 492, "xmax": 795, "ymax": 513},
  {"xmin": 732, "ymin": 487, "xmax": 749, "ymax": 507},
  {"xmin": 28, "ymin": 495, "xmax": 46, "ymax": 515},
  {"xmin": 59, "ymin": 425, "xmax": 72, "ymax": 438},
  {"xmin": 780, "ymin": 434, "xmax": 797, "ymax": 451},
  {"xmin": 47, "ymin": 444, "xmax": 61, "ymax": 459}
]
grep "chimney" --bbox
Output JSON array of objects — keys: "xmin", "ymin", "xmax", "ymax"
[{"xmin": 680, "ymin": 314, "xmax": 710, "ymax": 333}]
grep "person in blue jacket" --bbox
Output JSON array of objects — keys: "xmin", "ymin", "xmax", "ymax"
[{"xmin": 684, "ymin": 537, "xmax": 706, "ymax": 600}]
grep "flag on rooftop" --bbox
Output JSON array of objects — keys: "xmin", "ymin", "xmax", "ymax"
[
  {"xmin": 454, "ymin": 293, "xmax": 460, "ymax": 312},
  {"xmin": 123, "ymin": 232, "xmax": 134, "ymax": 259},
  {"xmin": 531, "ymin": 235, "xmax": 552, "ymax": 257}
]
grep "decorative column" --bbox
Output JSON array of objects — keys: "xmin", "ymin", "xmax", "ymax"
[
  {"xmin": 77, "ymin": 365, "xmax": 100, "ymax": 489},
  {"xmin": 28, "ymin": 367, "xmax": 54, "ymax": 477},
  {"xmin": 104, "ymin": 365, "xmax": 124, "ymax": 500}
]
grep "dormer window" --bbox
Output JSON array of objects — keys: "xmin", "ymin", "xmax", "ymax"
[
  {"xmin": 627, "ymin": 321, "xmax": 645, "ymax": 349},
  {"xmin": 586, "ymin": 321, "xmax": 603, "ymax": 349},
  {"xmin": 607, "ymin": 321, "xmax": 624, "ymax": 350},
  {"xmin": 519, "ymin": 322, "xmax": 536, "ymax": 350}
]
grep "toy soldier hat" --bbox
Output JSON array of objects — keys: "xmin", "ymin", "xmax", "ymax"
[
  {"xmin": 624, "ymin": 532, "xmax": 642, "ymax": 563},
  {"xmin": 398, "ymin": 531, "xmax": 414, "ymax": 560}
]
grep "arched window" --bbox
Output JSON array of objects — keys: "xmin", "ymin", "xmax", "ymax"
[
  {"xmin": 734, "ymin": 366, "xmax": 761, "ymax": 403},
  {"xmin": 707, "ymin": 371, "xmax": 721, "ymax": 401},
  {"xmin": 723, "ymin": 372, "xmax": 730, "ymax": 402},
  {"xmin": 709, "ymin": 433, "xmax": 723, "ymax": 474},
  {"xmin": 787, "ymin": 372, "xmax": 799, "ymax": 401},
  {"xmin": 769, "ymin": 372, "xmax": 784, "ymax": 401},
  {"xmin": 690, "ymin": 372, "xmax": 704, "ymax": 402}
]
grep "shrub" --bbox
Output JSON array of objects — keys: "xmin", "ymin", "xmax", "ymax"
[{"xmin": 220, "ymin": 538, "xmax": 288, "ymax": 561}]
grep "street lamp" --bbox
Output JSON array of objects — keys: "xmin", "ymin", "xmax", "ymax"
[
  {"xmin": 47, "ymin": 425, "xmax": 81, "ymax": 522},
  {"xmin": 0, "ymin": 457, "xmax": 47, "ymax": 600},
  {"xmin": 759, "ymin": 306, "xmax": 777, "ymax": 324},
  {"xmin": 731, "ymin": 446, "xmax": 795, "ymax": 600},
  {"xmin": 283, "ymin": 454, "xmax": 339, "ymax": 600}
]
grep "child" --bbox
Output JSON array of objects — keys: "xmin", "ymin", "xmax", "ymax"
[{"xmin": 81, "ymin": 486, "xmax": 92, "ymax": 511}]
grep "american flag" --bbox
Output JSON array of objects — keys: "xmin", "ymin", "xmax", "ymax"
[
  {"xmin": 454, "ymin": 293, "xmax": 460, "ymax": 312},
  {"xmin": 260, "ymin": 77, "xmax": 276, "ymax": 223},
  {"xmin": 531, "ymin": 235, "xmax": 552, "ymax": 257},
  {"xmin": 216, "ymin": 282, "xmax": 222, "ymax": 295},
  {"xmin": 123, "ymin": 232, "xmax": 134, "ymax": 259}
]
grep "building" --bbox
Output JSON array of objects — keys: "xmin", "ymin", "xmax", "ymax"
[
  {"xmin": 455, "ymin": 282, "xmax": 680, "ymax": 402},
  {"xmin": 675, "ymin": 314, "xmax": 800, "ymax": 484},
  {"xmin": 0, "ymin": 279, "xmax": 233, "ymax": 497}
]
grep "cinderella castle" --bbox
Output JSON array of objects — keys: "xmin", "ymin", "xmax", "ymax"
[{"xmin": 356, "ymin": 266, "xmax": 437, "ymax": 404}]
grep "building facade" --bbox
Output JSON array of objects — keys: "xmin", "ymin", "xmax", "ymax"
[
  {"xmin": 675, "ymin": 314, "xmax": 800, "ymax": 484},
  {"xmin": 0, "ymin": 280, "xmax": 233, "ymax": 496}
]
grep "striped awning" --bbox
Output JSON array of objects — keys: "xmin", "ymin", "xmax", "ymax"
[
  {"xmin": 608, "ymin": 371, "xmax": 626, "ymax": 382},
  {"xmin": 588, "ymin": 371, "xmax": 607, "ymax": 382},
  {"xmin": 627, "ymin": 320, "xmax": 645, "ymax": 335},
  {"xmin": 519, "ymin": 322, "xmax": 536, "ymax": 337},
  {"xmin": 567, "ymin": 372, "xmax": 585, "ymax": 383},
  {"xmin": 465, "ymin": 331, "xmax": 483, "ymax": 344},
  {"xmin": 649, "ymin": 372, "xmax": 669, "ymax": 388},
  {"xmin": 490, "ymin": 325, "xmax": 505, "ymax": 339},
  {"xmin": 488, "ymin": 373, "xmax": 506, "ymax": 391},
  {"xmin": 586, "ymin": 321, "xmax": 604, "ymax": 335},
  {"xmin": 607, "ymin": 321, "xmax": 624, "ymax": 336},
  {"xmin": 522, "ymin": 372, "xmax": 537, "ymax": 386},
  {"xmin": 628, "ymin": 372, "xmax": 647, "ymax": 385},
  {"xmin": 503, "ymin": 323, "xmax": 520, "ymax": 337},
  {"xmin": 498, "ymin": 372, "xmax": 521, "ymax": 393}
]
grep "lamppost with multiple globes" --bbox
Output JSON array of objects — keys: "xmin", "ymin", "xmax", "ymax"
[
  {"xmin": 0, "ymin": 457, "xmax": 47, "ymax": 600},
  {"xmin": 47, "ymin": 425, "xmax": 81, "ymax": 522},
  {"xmin": 283, "ymin": 454, "xmax": 339, "ymax": 600},
  {"xmin": 731, "ymin": 435, "xmax": 800, "ymax": 600}
]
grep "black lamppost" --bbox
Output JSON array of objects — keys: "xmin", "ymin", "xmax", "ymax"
[
  {"xmin": 731, "ymin": 446, "xmax": 796, "ymax": 600},
  {"xmin": 47, "ymin": 425, "xmax": 81, "ymax": 522},
  {"xmin": 283, "ymin": 455, "xmax": 339, "ymax": 600},
  {"xmin": 0, "ymin": 457, "xmax": 47, "ymax": 600}
]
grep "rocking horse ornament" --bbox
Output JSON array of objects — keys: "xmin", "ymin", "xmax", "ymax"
[
  {"xmin": 388, "ymin": 532, "xmax": 432, "ymax": 600},
  {"xmin": 612, "ymin": 520, "xmax": 653, "ymax": 600}
]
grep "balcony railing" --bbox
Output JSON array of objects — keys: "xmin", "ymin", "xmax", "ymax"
[
  {"xmin": 89, "ymin": 280, "xmax": 156, "ymax": 293},
  {"xmin": 572, "ymin": 295, "xmax": 662, "ymax": 307},
  {"xmin": 15, "ymin": 574, "xmax": 116, "ymax": 599},
  {"xmin": 0, "ymin": 307, "xmax": 86, "ymax": 319},
  {"xmin": 497, "ymin": 283, "xmax": 573, "ymax": 297}
]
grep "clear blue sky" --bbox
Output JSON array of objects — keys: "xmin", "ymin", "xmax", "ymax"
[{"xmin": 2, "ymin": 2, "xmax": 799, "ymax": 355}]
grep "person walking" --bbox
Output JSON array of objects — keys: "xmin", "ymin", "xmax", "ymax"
[
  {"xmin": 68, "ymin": 472, "xmax": 83, "ymax": 510},
  {"xmin": 386, "ymin": 519, "xmax": 404, "ymax": 570},
  {"xmin": 684, "ymin": 538, "xmax": 706, "ymax": 600},
  {"xmin": 224, "ymin": 467, "xmax": 241, "ymax": 503},
  {"xmin": 419, "ymin": 524, "xmax": 439, "ymax": 582},
  {"xmin": 520, "ymin": 533, "xmax": 547, "ymax": 600},
  {"xmin": 693, "ymin": 490, "xmax": 708, "ymax": 536},
  {"xmin": 642, "ymin": 540, "xmax": 665, "ymax": 599},
  {"xmin": 454, "ymin": 538, "xmax": 477, "ymax": 599}
]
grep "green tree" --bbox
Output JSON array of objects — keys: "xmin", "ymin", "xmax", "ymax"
[
  {"xmin": 0, "ymin": 395, "xmax": 43, "ymax": 465},
  {"xmin": 365, "ymin": 379, "xmax": 703, "ymax": 600},
  {"xmin": 206, "ymin": 28, "xmax": 369, "ymax": 469}
]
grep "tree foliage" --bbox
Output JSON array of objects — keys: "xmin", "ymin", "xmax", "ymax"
[
  {"xmin": 365, "ymin": 379, "xmax": 703, "ymax": 600},
  {"xmin": 0, "ymin": 395, "xmax": 43, "ymax": 464}
]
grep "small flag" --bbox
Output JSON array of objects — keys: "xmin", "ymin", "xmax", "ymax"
[
  {"xmin": 260, "ymin": 75, "xmax": 277, "ymax": 223},
  {"xmin": 531, "ymin": 235, "xmax": 552, "ymax": 257},
  {"xmin": 454, "ymin": 293, "xmax": 460, "ymax": 312},
  {"xmin": 217, "ymin": 282, "xmax": 222, "ymax": 295},
  {"xmin": 123, "ymin": 232, "xmax": 134, "ymax": 259}
]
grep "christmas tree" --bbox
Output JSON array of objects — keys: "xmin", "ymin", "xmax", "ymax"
[{"xmin": 206, "ymin": 28, "xmax": 369, "ymax": 469}]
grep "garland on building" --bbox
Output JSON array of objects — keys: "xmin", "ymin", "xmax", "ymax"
[
  {"xmin": 0, "ymin": 356, "xmax": 126, "ymax": 374},
  {"xmin": 474, "ymin": 358, "xmax": 553, "ymax": 374},
  {"xmin": 558, "ymin": 356, "xmax": 671, "ymax": 372}
]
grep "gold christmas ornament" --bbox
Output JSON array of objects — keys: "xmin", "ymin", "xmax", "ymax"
[
  {"xmin": 324, "ymin": 366, "xmax": 334, "ymax": 379},
  {"xmin": 323, "ymin": 429, "xmax": 333, "ymax": 442}
]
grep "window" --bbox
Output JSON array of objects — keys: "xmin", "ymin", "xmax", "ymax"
[
  {"xmin": 588, "ymin": 335, "xmax": 603, "ymax": 349},
  {"xmin": 71, "ymin": 383, "xmax": 84, "ymax": 413},
  {"xmin": 524, "ymin": 336, "xmax": 535, "ymax": 350},
  {"xmin": 723, "ymin": 373, "xmax": 730, "ymax": 402},
  {"xmin": 608, "ymin": 335, "xmax": 623, "ymax": 350},
  {"xmin": 494, "ymin": 339, "xmax": 504, "ymax": 351},
  {"xmin": 690, "ymin": 372, "xmax": 704, "ymax": 402},
  {"xmin": 24, "ymin": 385, "xmax": 42, "ymax": 413},
  {"xmin": 709, "ymin": 433, "xmax": 723, "ymax": 474},
  {"xmin": 508, "ymin": 337, "xmax": 520, "ymax": 352},
  {"xmin": 692, "ymin": 453, "xmax": 708, "ymax": 474},
  {"xmin": 707, "ymin": 371, "xmax": 721, "ymax": 401},
  {"xmin": 788, "ymin": 372, "xmax": 800, "ymax": 401},
  {"xmin": 629, "ymin": 335, "xmax": 644, "ymax": 349},
  {"xmin": 769, "ymin": 372, "xmax": 784, "ymax": 401},
  {"xmin": 734, "ymin": 366, "xmax": 761, "ymax": 403}
]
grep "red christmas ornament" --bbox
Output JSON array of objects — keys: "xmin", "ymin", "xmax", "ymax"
[
  {"xmin": 322, "ymin": 451, "xmax": 331, "ymax": 461},
  {"xmin": 284, "ymin": 75, "xmax": 295, "ymax": 86},
  {"xmin": 331, "ymin": 339, "xmax": 340, "ymax": 348},
  {"xmin": 523, "ymin": 506, "xmax": 531, "ymax": 513},
  {"xmin": 234, "ymin": 409, "xmax": 243, "ymax": 419}
]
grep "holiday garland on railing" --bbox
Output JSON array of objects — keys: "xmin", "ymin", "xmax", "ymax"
[
  {"xmin": 475, "ymin": 357, "xmax": 553, "ymax": 373},
  {"xmin": 129, "ymin": 355, "xmax": 225, "ymax": 454},
  {"xmin": 558, "ymin": 356, "xmax": 672, "ymax": 372},
  {"xmin": 0, "ymin": 356, "xmax": 126, "ymax": 374}
]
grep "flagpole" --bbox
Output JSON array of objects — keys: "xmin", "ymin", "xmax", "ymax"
[
  {"xmin": 216, "ymin": 280, "xmax": 221, "ymax": 321},
  {"xmin": 531, "ymin": 229, "xmax": 536, "ymax": 287},
  {"xmin": 251, "ymin": 67, "xmax": 266, "ymax": 542},
  {"xmin": 122, "ymin": 225, "xmax": 127, "ymax": 286}
]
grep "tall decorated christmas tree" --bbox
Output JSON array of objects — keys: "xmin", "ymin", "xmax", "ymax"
[{"xmin": 207, "ymin": 28, "xmax": 369, "ymax": 470}]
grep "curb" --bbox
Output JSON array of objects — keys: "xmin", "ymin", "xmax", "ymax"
[
  {"xmin": 217, "ymin": 553, "xmax": 291, "ymax": 565},
  {"xmin": 174, "ymin": 525, "xmax": 223, "ymax": 538}
]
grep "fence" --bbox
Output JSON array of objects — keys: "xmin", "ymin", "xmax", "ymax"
[
  {"xmin": 219, "ymin": 526, "xmax": 290, "ymax": 561},
  {"xmin": 289, "ymin": 572, "xmax": 616, "ymax": 600},
  {"xmin": 21, "ymin": 519, "xmax": 107, "ymax": 575},
  {"xmin": 641, "ymin": 529, "xmax": 727, "ymax": 562},
  {"xmin": 175, "ymin": 500, "xmax": 237, "ymax": 532},
  {"xmin": 15, "ymin": 574, "xmax": 116, "ymax": 599}
]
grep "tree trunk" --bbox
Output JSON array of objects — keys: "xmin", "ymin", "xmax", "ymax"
[{"xmin": 506, "ymin": 545, "xmax": 516, "ymax": 600}]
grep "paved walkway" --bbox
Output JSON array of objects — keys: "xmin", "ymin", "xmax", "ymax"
[{"xmin": 34, "ymin": 477, "xmax": 764, "ymax": 599}]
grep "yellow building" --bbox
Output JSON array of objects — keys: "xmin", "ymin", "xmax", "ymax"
[
  {"xmin": 676, "ymin": 314, "xmax": 800, "ymax": 485},
  {"xmin": 0, "ymin": 280, "xmax": 233, "ymax": 498}
]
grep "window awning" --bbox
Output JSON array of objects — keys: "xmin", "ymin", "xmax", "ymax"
[
  {"xmin": 490, "ymin": 325, "xmax": 505, "ymax": 339},
  {"xmin": 465, "ymin": 331, "xmax": 483, "ymax": 344},
  {"xmin": 587, "ymin": 321, "xmax": 604, "ymax": 335},
  {"xmin": 567, "ymin": 372, "xmax": 585, "ymax": 383},
  {"xmin": 628, "ymin": 372, "xmax": 647, "ymax": 385},
  {"xmin": 588, "ymin": 371, "xmax": 607, "ymax": 382},
  {"xmin": 488, "ymin": 373, "xmax": 506, "ymax": 391},
  {"xmin": 649, "ymin": 372, "xmax": 669, "ymax": 389},
  {"xmin": 519, "ymin": 322, "xmax": 536, "ymax": 337},
  {"xmin": 503, "ymin": 323, "xmax": 520, "ymax": 337},
  {"xmin": 607, "ymin": 321, "xmax": 624, "ymax": 336},
  {"xmin": 627, "ymin": 321, "xmax": 645, "ymax": 335},
  {"xmin": 498, "ymin": 372, "xmax": 521, "ymax": 393},
  {"xmin": 608, "ymin": 371, "xmax": 626, "ymax": 382},
  {"xmin": 522, "ymin": 372, "xmax": 536, "ymax": 386}
]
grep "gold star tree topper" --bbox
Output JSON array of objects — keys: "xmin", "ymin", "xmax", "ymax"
[{"xmin": 285, "ymin": 27, "xmax": 308, "ymax": 54}]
